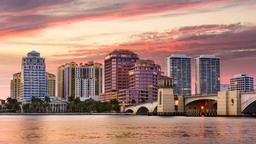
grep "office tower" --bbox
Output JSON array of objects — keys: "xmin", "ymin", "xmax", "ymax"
[
  {"xmin": 119, "ymin": 60, "xmax": 161, "ymax": 105},
  {"xmin": 58, "ymin": 62, "xmax": 103, "ymax": 100},
  {"xmin": 167, "ymin": 54, "xmax": 191, "ymax": 97},
  {"xmin": 46, "ymin": 72, "xmax": 56, "ymax": 96},
  {"xmin": 230, "ymin": 73, "xmax": 254, "ymax": 93},
  {"xmin": 10, "ymin": 72, "xmax": 21, "ymax": 99},
  {"xmin": 195, "ymin": 55, "xmax": 220, "ymax": 95},
  {"xmin": 21, "ymin": 51, "xmax": 48, "ymax": 103},
  {"xmin": 102, "ymin": 50, "xmax": 138, "ymax": 101}
]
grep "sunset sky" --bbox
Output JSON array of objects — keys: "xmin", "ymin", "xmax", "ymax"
[{"xmin": 1, "ymin": 0, "xmax": 256, "ymax": 98}]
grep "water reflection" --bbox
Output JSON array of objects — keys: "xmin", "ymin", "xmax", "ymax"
[{"xmin": 0, "ymin": 116, "xmax": 255, "ymax": 144}]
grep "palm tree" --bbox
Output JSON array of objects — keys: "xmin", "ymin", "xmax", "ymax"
[
  {"xmin": 43, "ymin": 96, "xmax": 51, "ymax": 112},
  {"xmin": 5, "ymin": 97, "xmax": 21, "ymax": 112}
]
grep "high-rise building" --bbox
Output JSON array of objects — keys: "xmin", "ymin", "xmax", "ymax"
[
  {"xmin": 119, "ymin": 60, "xmax": 161, "ymax": 105},
  {"xmin": 58, "ymin": 62, "xmax": 78, "ymax": 99},
  {"xmin": 10, "ymin": 72, "xmax": 21, "ymax": 99},
  {"xmin": 57, "ymin": 62, "xmax": 103, "ymax": 100},
  {"xmin": 167, "ymin": 54, "xmax": 191, "ymax": 97},
  {"xmin": 195, "ymin": 55, "xmax": 220, "ymax": 95},
  {"xmin": 21, "ymin": 51, "xmax": 48, "ymax": 103},
  {"xmin": 103, "ymin": 50, "xmax": 138, "ymax": 101},
  {"xmin": 77, "ymin": 62, "xmax": 103, "ymax": 100},
  {"xmin": 230, "ymin": 73, "xmax": 254, "ymax": 93},
  {"xmin": 46, "ymin": 72, "xmax": 56, "ymax": 96}
]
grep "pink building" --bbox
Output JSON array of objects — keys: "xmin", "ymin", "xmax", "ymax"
[{"xmin": 119, "ymin": 60, "xmax": 161, "ymax": 106}]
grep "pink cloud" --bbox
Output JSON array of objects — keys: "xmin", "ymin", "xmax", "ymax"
[{"xmin": 0, "ymin": 0, "xmax": 232, "ymax": 40}]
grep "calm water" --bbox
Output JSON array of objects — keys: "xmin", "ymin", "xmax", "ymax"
[{"xmin": 0, "ymin": 116, "xmax": 255, "ymax": 144}]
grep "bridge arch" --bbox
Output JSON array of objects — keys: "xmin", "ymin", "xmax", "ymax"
[
  {"xmin": 125, "ymin": 109, "xmax": 134, "ymax": 113},
  {"xmin": 185, "ymin": 96, "xmax": 218, "ymax": 106},
  {"xmin": 241, "ymin": 94, "xmax": 256, "ymax": 114},
  {"xmin": 124, "ymin": 102, "xmax": 158, "ymax": 114},
  {"xmin": 242, "ymin": 100, "xmax": 256, "ymax": 114},
  {"xmin": 185, "ymin": 97, "xmax": 218, "ymax": 115},
  {"xmin": 136, "ymin": 106, "xmax": 149, "ymax": 115}
]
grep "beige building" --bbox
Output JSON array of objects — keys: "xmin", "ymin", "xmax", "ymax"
[
  {"xmin": 10, "ymin": 72, "xmax": 21, "ymax": 99},
  {"xmin": 57, "ymin": 62, "xmax": 77, "ymax": 99},
  {"xmin": 58, "ymin": 62, "xmax": 103, "ymax": 100},
  {"xmin": 47, "ymin": 72, "xmax": 56, "ymax": 97}
]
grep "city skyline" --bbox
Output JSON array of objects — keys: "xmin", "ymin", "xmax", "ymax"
[{"xmin": 1, "ymin": 0, "xmax": 256, "ymax": 98}]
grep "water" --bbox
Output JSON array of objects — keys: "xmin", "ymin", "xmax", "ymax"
[{"xmin": 0, "ymin": 115, "xmax": 255, "ymax": 144}]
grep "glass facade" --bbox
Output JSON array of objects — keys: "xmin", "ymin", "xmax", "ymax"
[
  {"xmin": 196, "ymin": 55, "xmax": 220, "ymax": 95},
  {"xmin": 167, "ymin": 54, "xmax": 191, "ymax": 97}
]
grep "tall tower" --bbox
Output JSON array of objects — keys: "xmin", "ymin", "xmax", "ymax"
[
  {"xmin": 78, "ymin": 62, "xmax": 103, "ymax": 100},
  {"xmin": 195, "ymin": 55, "xmax": 220, "ymax": 95},
  {"xmin": 104, "ymin": 50, "xmax": 139, "ymax": 93},
  {"xmin": 57, "ymin": 62, "xmax": 77, "ymax": 99},
  {"xmin": 119, "ymin": 60, "xmax": 161, "ymax": 105},
  {"xmin": 57, "ymin": 62, "xmax": 103, "ymax": 100},
  {"xmin": 21, "ymin": 51, "xmax": 48, "ymax": 103},
  {"xmin": 129, "ymin": 60, "xmax": 161, "ymax": 103},
  {"xmin": 230, "ymin": 73, "xmax": 254, "ymax": 93},
  {"xmin": 167, "ymin": 54, "xmax": 191, "ymax": 97}
]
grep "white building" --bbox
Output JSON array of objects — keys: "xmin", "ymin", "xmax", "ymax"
[
  {"xmin": 21, "ymin": 51, "xmax": 48, "ymax": 103},
  {"xmin": 230, "ymin": 73, "xmax": 254, "ymax": 93}
]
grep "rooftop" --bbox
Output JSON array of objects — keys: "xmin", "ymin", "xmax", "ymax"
[
  {"xmin": 198, "ymin": 55, "xmax": 219, "ymax": 59},
  {"xmin": 168, "ymin": 54, "xmax": 191, "ymax": 58},
  {"xmin": 232, "ymin": 73, "xmax": 252, "ymax": 78},
  {"xmin": 27, "ymin": 51, "xmax": 40, "ymax": 57}
]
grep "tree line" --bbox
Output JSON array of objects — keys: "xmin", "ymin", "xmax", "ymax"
[{"xmin": 0, "ymin": 97, "xmax": 120, "ymax": 113}]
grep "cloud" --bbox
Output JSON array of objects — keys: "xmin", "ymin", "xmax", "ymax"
[
  {"xmin": 49, "ymin": 23, "xmax": 256, "ymax": 74},
  {"xmin": 0, "ymin": 0, "xmax": 237, "ymax": 39}
]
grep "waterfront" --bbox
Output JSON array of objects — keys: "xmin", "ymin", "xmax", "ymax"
[{"xmin": 0, "ymin": 116, "xmax": 255, "ymax": 144}]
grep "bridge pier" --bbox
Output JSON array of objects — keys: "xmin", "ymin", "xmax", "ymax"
[{"xmin": 217, "ymin": 91, "xmax": 241, "ymax": 116}]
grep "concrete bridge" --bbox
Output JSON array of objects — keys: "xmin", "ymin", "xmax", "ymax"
[
  {"xmin": 125, "ymin": 102, "xmax": 158, "ymax": 114},
  {"xmin": 125, "ymin": 90, "xmax": 256, "ymax": 116}
]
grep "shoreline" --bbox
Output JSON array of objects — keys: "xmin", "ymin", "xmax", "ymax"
[
  {"xmin": 0, "ymin": 113, "xmax": 255, "ymax": 117},
  {"xmin": 0, "ymin": 113, "xmax": 133, "ymax": 116}
]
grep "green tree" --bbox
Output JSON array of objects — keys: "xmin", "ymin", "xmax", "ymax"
[
  {"xmin": 30, "ymin": 96, "xmax": 44, "ymax": 112},
  {"xmin": 110, "ymin": 99, "xmax": 120, "ymax": 112},
  {"xmin": 22, "ymin": 104, "xmax": 30, "ymax": 113},
  {"xmin": 5, "ymin": 97, "xmax": 21, "ymax": 112},
  {"xmin": 43, "ymin": 96, "xmax": 51, "ymax": 112}
]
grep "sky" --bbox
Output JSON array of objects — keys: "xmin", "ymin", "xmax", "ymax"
[{"xmin": 1, "ymin": 0, "xmax": 256, "ymax": 98}]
